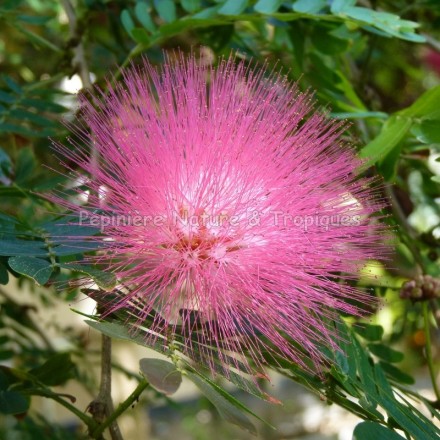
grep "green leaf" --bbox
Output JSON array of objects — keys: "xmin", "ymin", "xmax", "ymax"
[
  {"xmin": 368, "ymin": 344, "xmax": 404, "ymax": 363},
  {"xmin": 58, "ymin": 264, "xmax": 116, "ymax": 290},
  {"xmin": 218, "ymin": 0, "xmax": 248, "ymax": 16},
  {"xmin": 0, "ymin": 390, "xmax": 29, "ymax": 415},
  {"xmin": 131, "ymin": 28, "xmax": 151, "ymax": 44},
  {"xmin": 334, "ymin": 69, "xmax": 367, "ymax": 110},
  {"xmin": 180, "ymin": 0, "xmax": 201, "ymax": 13},
  {"xmin": 293, "ymin": 0, "xmax": 327, "ymax": 14},
  {"xmin": 337, "ymin": 7, "xmax": 423, "ymax": 42},
  {"xmin": 22, "ymin": 98, "xmax": 67, "ymax": 113},
  {"xmin": 15, "ymin": 147, "xmax": 36, "ymax": 185},
  {"xmin": 379, "ymin": 362, "xmax": 415, "ymax": 385},
  {"xmin": 354, "ymin": 324, "xmax": 384, "ymax": 341},
  {"xmin": 0, "ymin": 90, "xmax": 15, "ymax": 104},
  {"xmin": 16, "ymin": 14, "xmax": 52, "ymax": 25},
  {"xmin": 400, "ymin": 86, "xmax": 440, "ymax": 119},
  {"xmin": 48, "ymin": 241, "xmax": 102, "ymax": 256},
  {"xmin": 377, "ymin": 141, "xmax": 402, "ymax": 182},
  {"xmin": 192, "ymin": 6, "xmax": 222, "ymax": 19},
  {"xmin": 84, "ymin": 318, "xmax": 172, "ymax": 356},
  {"xmin": 121, "ymin": 9, "xmax": 135, "ymax": 36},
  {"xmin": 357, "ymin": 396, "xmax": 385, "ymax": 421},
  {"xmin": 353, "ymin": 421, "xmax": 406, "ymax": 440},
  {"xmin": 359, "ymin": 115, "xmax": 412, "ymax": 166},
  {"xmin": 186, "ymin": 371, "xmax": 257, "ymax": 435},
  {"xmin": 0, "ymin": 122, "xmax": 48, "ymax": 138},
  {"xmin": 9, "ymin": 108, "xmax": 57, "ymax": 128},
  {"xmin": 139, "ymin": 358, "xmax": 182, "ymax": 395},
  {"xmin": 374, "ymin": 367, "xmax": 432, "ymax": 438},
  {"xmin": 359, "ymin": 87, "xmax": 440, "ymax": 167},
  {"xmin": 134, "ymin": 2, "xmax": 156, "ymax": 32},
  {"xmin": 330, "ymin": 0, "xmax": 356, "ymax": 14},
  {"xmin": 8, "ymin": 256, "xmax": 53, "ymax": 285},
  {"xmin": 311, "ymin": 26, "xmax": 349, "ymax": 54},
  {"xmin": 341, "ymin": 6, "xmax": 381, "ymax": 24},
  {"xmin": 86, "ymin": 320, "xmax": 133, "ymax": 341},
  {"xmin": 2, "ymin": 75, "xmax": 22, "ymax": 94},
  {"xmin": 40, "ymin": 220, "xmax": 100, "ymax": 238},
  {"xmin": 333, "ymin": 322, "xmax": 359, "ymax": 385},
  {"xmin": 412, "ymin": 119, "xmax": 440, "ymax": 144},
  {"xmin": 28, "ymin": 353, "xmax": 76, "ymax": 386},
  {"xmin": 0, "ymin": 239, "xmax": 48, "ymax": 257},
  {"xmin": 84, "ymin": 319, "xmax": 154, "ymax": 345},
  {"xmin": 154, "ymin": 0, "xmax": 177, "ymax": 22},
  {"xmin": 287, "ymin": 22, "xmax": 305, "ymax": 70},
  {"xmin": 352, "ymin": 336, "xmax": 378, "ymax": 403},
  {"xmin": 254, "ymin": 0, "xmax": 283, "ymax": 14},
  {"xmin": 14, "ymin": 25, "xmax": 61, "ymax": 53}
]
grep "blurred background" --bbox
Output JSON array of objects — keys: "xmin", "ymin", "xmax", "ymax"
[{"xmin": 0, "ymin": 0, "xmax": 440, "ymax": 439}]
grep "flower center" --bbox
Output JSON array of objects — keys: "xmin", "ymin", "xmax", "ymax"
[{"xmin": 171, "ymin": 206, "xmax": 240, "ymax": 263}]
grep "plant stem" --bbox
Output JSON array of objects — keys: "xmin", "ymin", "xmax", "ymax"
[
  {"xmin": 88, "ymin": 335, "xmax": 123, "ymax": 439},
  {"xmin": 91, "ymin": 379, "xmax": 149, "ymax": 439},
  {"xmin": 31, "ymin": 388, "xmax": 97, "ymax": 430},
  {"xmin": 422, "ymin": 301, "xmax": 440, "ymax": 402}
]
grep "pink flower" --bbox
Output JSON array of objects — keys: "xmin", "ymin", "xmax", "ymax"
[{"xmin": 54, "ymin": 53, "xmax": 387, "ymax": 377}]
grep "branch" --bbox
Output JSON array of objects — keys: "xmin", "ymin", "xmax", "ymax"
[
  {"xmin": 91, "ymin": 380, "xmax": 149, "ymax": 439},
  {"xmin": 30, "ymin": 388, "xmax": 97, "ymax": 431},
  {"xmin": 87, "ymin": 335, "xmax": 123, "ymax": 440}
]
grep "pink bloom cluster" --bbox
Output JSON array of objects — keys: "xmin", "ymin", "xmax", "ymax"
[{"xmin": 55, "ymin": 53, "xmax": 387, "ymax": 376}]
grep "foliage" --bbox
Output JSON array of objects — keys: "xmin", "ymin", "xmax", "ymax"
[{"xmin": 0, "ymin": 0, "xmax": 440, "ymax": 439}]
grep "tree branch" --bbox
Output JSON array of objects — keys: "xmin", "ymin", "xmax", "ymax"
[{"xmin": 87, "ymin": 335, "xmax": 123, "ymax": 440}]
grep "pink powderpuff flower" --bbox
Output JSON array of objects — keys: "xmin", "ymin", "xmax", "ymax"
[{"xmin": 52, "ymin": 52, "xmax": 387, "ymax": 378}]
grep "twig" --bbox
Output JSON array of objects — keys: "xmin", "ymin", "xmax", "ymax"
[
  {"xmin": 30, "ymin": 388, "xmax": 97, "ymax": 430},
  {"xmin": 91, "ymin": 380, "xmax": 149, "ymax": 439}
]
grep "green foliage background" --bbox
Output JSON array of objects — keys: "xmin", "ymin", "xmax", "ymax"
[{"xmin": 0, "ymin": 0, "xmax": 440, "ymax": 439}]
